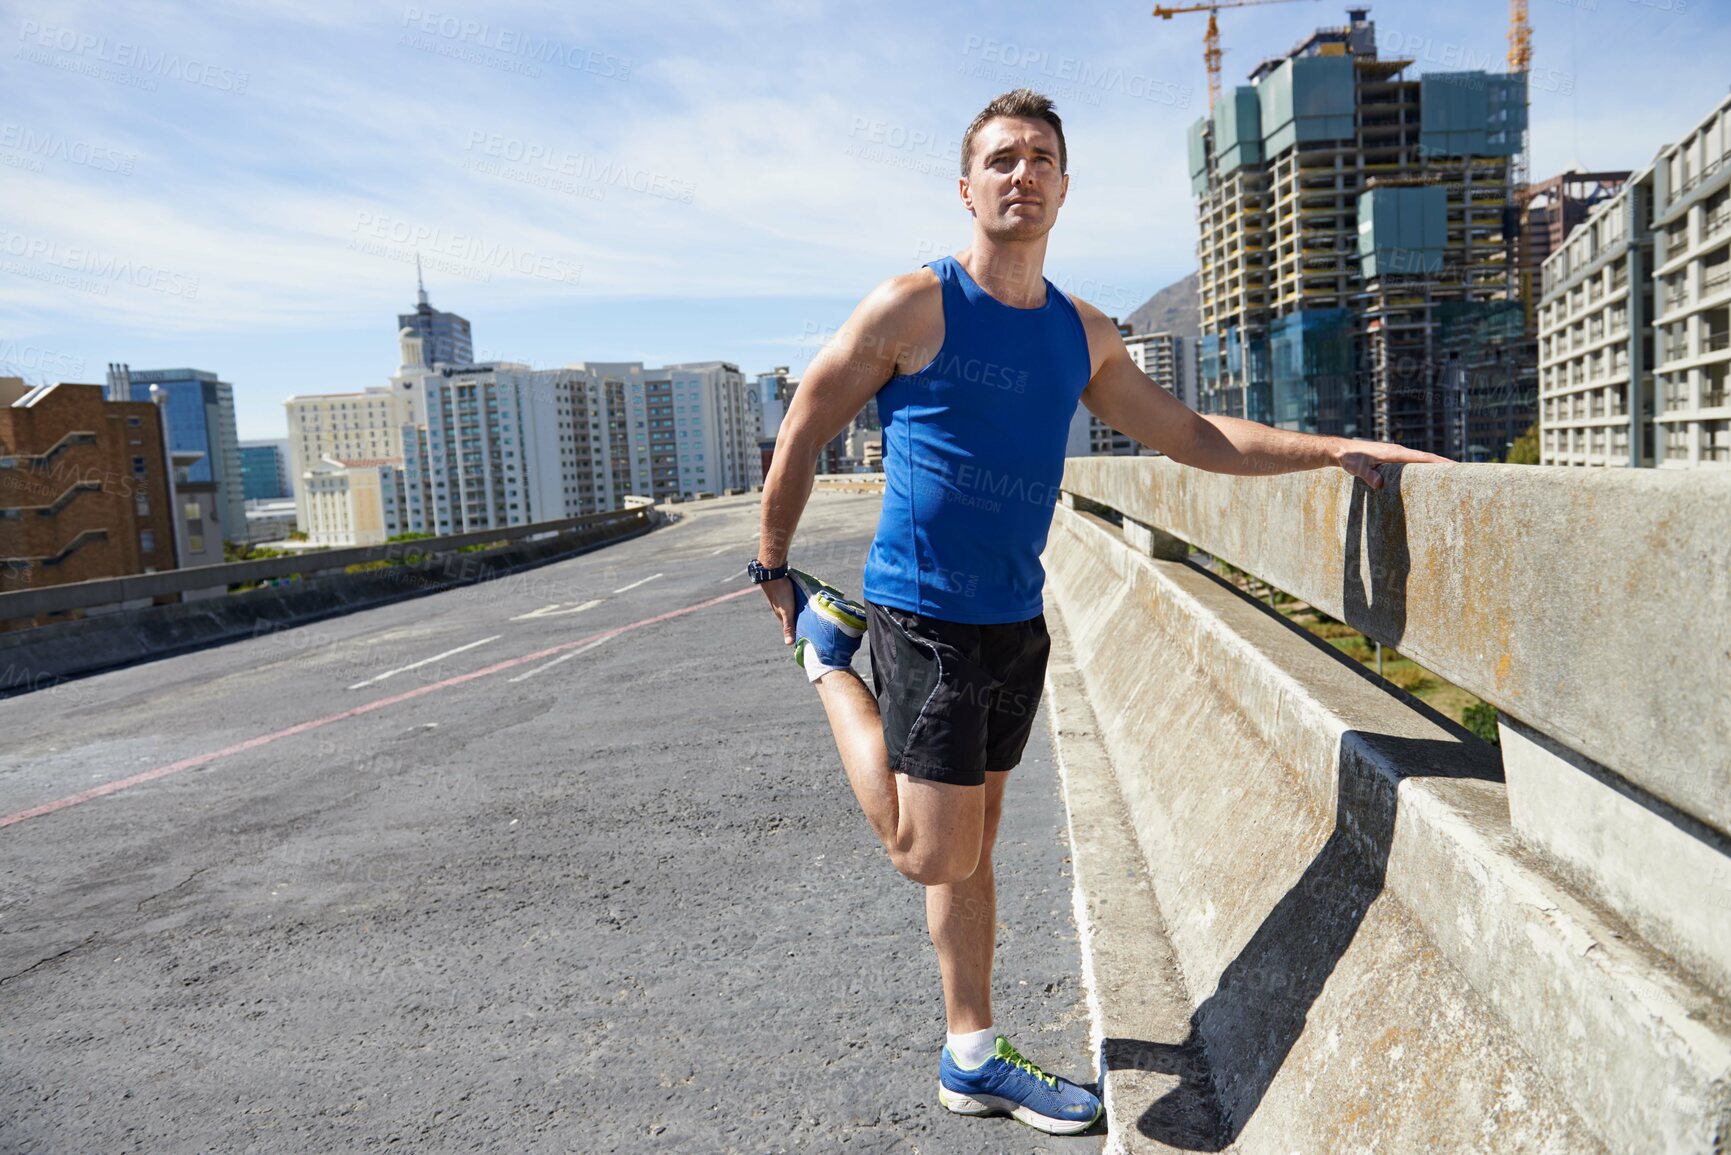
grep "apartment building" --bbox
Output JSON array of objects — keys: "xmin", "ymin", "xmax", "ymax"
[
  {"xmin": 1126, "ymin": 331, "xmax": 1196, "ymax": 409},
  {"xmin": 1539, "ymin": 92, "xmax": 1731, "ymax": 468},
  {"xmin": 0, "ymin": 379, "xmax": 179, "ymax": 610},
  {"xmin": 1651, "ymin": 95, "xmax": 1731, "ymax": 467},
  {"xmin": 283, "ymin": 386, "xmax": 413, "ymax": 540}
]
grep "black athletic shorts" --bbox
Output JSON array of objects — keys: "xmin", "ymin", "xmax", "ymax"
[{"xmin": 864, "ymin": 599, "xmax": 1052, "ymax": 788}]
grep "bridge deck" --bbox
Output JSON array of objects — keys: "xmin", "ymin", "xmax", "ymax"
[{"xmin": 0, "ymin": 491, "xmax": 1100, "ymax": 1154}]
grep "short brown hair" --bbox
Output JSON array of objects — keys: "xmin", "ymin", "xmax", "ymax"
[{"xmin": 960, "ymin": 89, "xmax": 1067, "ymax": 177}]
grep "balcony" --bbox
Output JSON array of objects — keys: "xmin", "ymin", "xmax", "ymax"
[{"xmin": 1704, "ymin": 209, "xmax": 1731, "ymax": 244}]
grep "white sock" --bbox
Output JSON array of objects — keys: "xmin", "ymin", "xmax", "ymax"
[
  {"xmin": 947, "ymin": 1026, "xmax": 998, "ymax": 1070},
  {"xmin": 799, "ymin": 641, "xmax": 851, "ymax": 683}
]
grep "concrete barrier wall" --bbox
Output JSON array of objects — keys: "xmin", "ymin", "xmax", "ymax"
[
  {"xmin": 0, "ymin": 506, "xmax": 658, "ymax": 626},
  {"xmin": 1059, "ymin": 457, "xmax": 1731, "ymax": 825},
  {"xmin": 1043, "ymin": 503, "xmax": 1731, "ymax": 1153},
  {"xmin": 0, "ymin": 514, "xmax": 659, "ymax": 694},
  {"xmin": 1059, "ymin": 456, "xmax": 1731, "ymax": 1008}
]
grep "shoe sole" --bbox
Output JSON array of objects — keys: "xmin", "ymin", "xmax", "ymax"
[
  {"xmin": 812, "ymin": 591, "xmax": 867, "ymax": 635},
  {"xmin": 937, "ymin": 1084, "xmax": 1102, "ymax": 1136}
]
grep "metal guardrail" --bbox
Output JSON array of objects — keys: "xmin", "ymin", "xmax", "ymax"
[{"xmin": 0, "ymin": 505, "xmax": 656, "ymax": 623}]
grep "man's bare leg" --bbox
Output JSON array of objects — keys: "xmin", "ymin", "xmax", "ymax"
[
  {"xmin": 811, "ymin": 669, "xmax": 901, "ymax": 848},
  {"xmin": 810, "ymin": 670, "xmax": 985, "ymax": 883},
  {"xmin": 811, "ymin": 669, "xmax": 1004, "ymax": 1035},
  {"xmin": 926, "ymin": 772, "xmax": 1008, "ymax": 1033}
]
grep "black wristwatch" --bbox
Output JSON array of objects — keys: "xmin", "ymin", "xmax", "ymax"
[{"xmin": 747, "ymin": 558, "xmax": 790, "ymax": 583}]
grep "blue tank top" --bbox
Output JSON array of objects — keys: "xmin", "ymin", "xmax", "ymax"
[{"xmin": 861, "ymin": 255, "xmax": 1092, "ymax": 625}]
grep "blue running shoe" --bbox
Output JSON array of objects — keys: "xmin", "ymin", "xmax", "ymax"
[
  {"xmin": 938, "ymin": 1035, "xmax": 1102, "ymax": 1136},
  {"xmin": 787, "ymin": 567, "xmax": 867, "ymax": 682}
]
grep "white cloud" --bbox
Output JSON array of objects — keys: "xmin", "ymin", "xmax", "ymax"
[{"xmin": 0, "ymin": 0, "xmax": 1719, "ymax": 358}]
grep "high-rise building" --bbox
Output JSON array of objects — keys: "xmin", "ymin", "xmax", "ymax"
[
  {"xmin": 1539, "ymin": 93, "xmax": 1731, "ymax": 469},
  {"xmin": 752, "ymin": 367, "xmax": 791, "ymax": 481},
  {"xmin": 239, "ymin": 439, "xmax": 292, "ymax": 500},
  {"xmin": 398, "ymin": 258, "xmax": 473, "ymax": 369},
  {"xmin": 1064, "ymin": 331, "xmax": 1193, "ymax": 457},
  {"xmin": 105, "ymin": 364, "xmax": 246, "ymax": 541},
  {"xmin": 770, "ymin": 372, "xmax": 854, "ymax": 475},
  {"xmin": 407, "ymin": 356, "xmax": 758, "ymax": 531},
  {"xmin": 282, "ymin": 386, "xmax": 412, "ymax": 541},
  {"xmin": 415, "ymin": 361, "xmax": 585, "ymax": 533},
  {"xmin": 1187, "ymin": 8, "xmax": 1527, "ymax": 457},
  {"xmin": 1127, "ymin": 331, "xmax": 1196, "ymax": 409},
  {"xmin": 645, "ymin": 362, "xmax": 763, "ymax": 497}
]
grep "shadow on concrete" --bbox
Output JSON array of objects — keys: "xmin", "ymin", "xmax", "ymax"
[
  {"xmin": 1341, "ymin": 467, "xmax": 1411, "ymax": 649},
  {"xmin": 1100, "ymin": 470, "xmax": 1452, "ymax": 1146},
  {"xmin": 1105, "ymin": 731, "xmax": 1499, "ymax": 1149}
]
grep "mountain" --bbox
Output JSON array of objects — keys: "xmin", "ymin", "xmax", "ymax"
[{"xmin": 1123, "ymin": 271, "xmax": 1200, "ymax": 337}]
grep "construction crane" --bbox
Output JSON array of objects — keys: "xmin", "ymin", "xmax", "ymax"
[
  {"xmin": 1153, "ymin": 0, "xmax": 1320, "ymax": 114},
  {"xmin": 1508, "ymin": 0, "xmax": 1534, "ymax": 322}
]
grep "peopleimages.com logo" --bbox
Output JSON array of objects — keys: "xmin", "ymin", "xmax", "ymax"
[
  {"xmin": 0, "ymin": 123, "xmax": 135, "ymax": 174},
  {"xmin": 16, "ymin": 20, "xmax": 250, "ymax": 92},
  {"xmin": 399, "ymin": 9, "xmax": 631, "ymax": 79},
  {"xmin": 463, "ymin": 132, "xmax": 696, "ymax": 204},
  {"xmin": 0, "ymin": 229, "xmax": 200, "ymax": 298},
  {"xmin": 349, "ymin": 212, "xmax": 583, "ymax": 285},
  {"xmin": 959, "ymin": 35, "xmax": 1190, "ymax": 109}
]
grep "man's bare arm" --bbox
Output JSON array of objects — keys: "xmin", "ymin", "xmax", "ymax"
[
  {"xmin": 1071, "ymin": 298, "xmax": 1448, "ymax": 488},
  {"xmin": 758, "ymin": 272, "xmax": 934, "ymax": 566}
]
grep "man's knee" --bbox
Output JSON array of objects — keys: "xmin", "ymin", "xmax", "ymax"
[
  {"xmin": 889, "ymin": 771, "xmax": 985, "ymax": 884},
  {"xmin": 891, "ymin": 836, "xmax": 981, "ymax": 886}
]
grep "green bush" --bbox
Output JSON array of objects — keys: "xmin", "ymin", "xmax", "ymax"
[
  {"xmin": 1505, "ymin": 422, "xmax": 1540, "ymax": 465},
  {"xmin": 1461, "ymin": 700, "xmax": 1501, "ymax": 745}
]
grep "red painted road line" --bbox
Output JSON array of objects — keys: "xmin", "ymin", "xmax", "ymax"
[{"xmin": 0, "ymin": 585, "xmax": 760, "ymax": 831}]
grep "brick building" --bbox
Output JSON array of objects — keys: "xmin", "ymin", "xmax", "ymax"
[{"xmin": 0, "ymin": 379, "xmax": 181, "ymax": 623}]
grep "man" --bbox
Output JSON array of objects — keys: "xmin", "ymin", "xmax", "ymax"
[{"xmin": 748, "ymin": 89, "xmax": 1447, "ymax": 1136}]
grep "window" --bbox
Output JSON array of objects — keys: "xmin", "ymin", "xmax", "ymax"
[
  {"xmin": 140, "ymin": 530, "xmax": 156, "ymax": 553},
  {"xmin": 136, "ymin": 493, "xmax": 149, "ymax": 516}
]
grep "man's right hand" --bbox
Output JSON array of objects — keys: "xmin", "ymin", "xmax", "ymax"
[{"xmin": 761, "ymin": 576, "xmax": 796, "ymax": 645}]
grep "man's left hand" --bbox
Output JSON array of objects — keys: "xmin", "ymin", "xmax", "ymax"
[{"xmin": 1334, "ymin": 439, "xmax": 1452, "ymax": 490}]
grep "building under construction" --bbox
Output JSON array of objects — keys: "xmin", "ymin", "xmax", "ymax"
[{"xmin": 1187, "ymin": 8, "xmax": 1531, "ymax": 457}]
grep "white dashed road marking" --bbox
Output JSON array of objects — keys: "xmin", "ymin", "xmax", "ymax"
[
  {"xmin": 506, "ymin": 636, "xmax": 614, "ymax": 683},
  {"xmin": 348, "ymin": 636, "xmax": 501, "ymax": 690},
  {"xmin": 511, "ymin": 599, "xmax": 603, "ymax": 621}
]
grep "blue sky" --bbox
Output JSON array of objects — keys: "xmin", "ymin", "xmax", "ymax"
[{"xmin": 0, "ymin": 0, "xmax": 1718, "ymax": 440}]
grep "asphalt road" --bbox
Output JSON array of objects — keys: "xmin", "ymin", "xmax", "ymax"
[{"xmin": 0, "ymin": 490, "xmax": 1103, "ymax": 1154}]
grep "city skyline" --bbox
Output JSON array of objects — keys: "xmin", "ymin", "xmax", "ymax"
[{"xmin": 0, "ymin": 0, "xmax": 1717, "ymax": 441}]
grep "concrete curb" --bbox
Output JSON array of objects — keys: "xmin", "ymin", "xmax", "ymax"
[{"xmin": 1045, "ymin": 602, "xmax": 1227, "ymax": 1153}]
